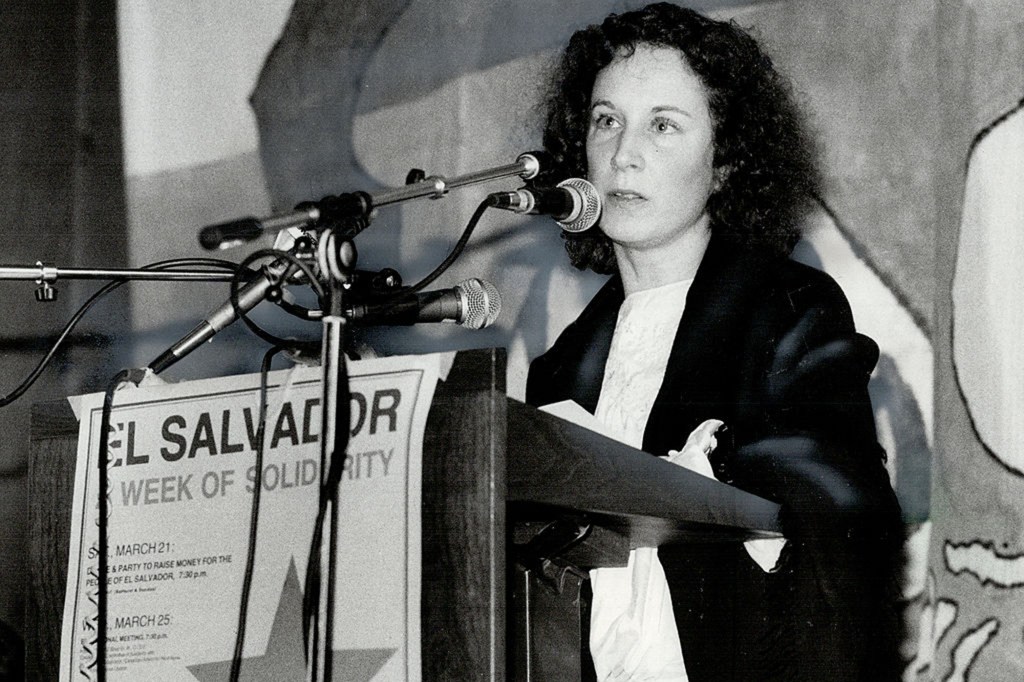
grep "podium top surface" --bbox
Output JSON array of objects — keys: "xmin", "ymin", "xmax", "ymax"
[{"xmin": 505, "ymin": 398, "xmax": 782, "ymax": 546}]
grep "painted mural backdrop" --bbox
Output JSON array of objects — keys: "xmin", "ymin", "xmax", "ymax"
[
  {"xmin": 924, "ymin": 1, "xmax": 1024, "ymax": 679},
  {"xmin": 920, "ymin": 104, "xmax": 1024, "ymax": 681}
]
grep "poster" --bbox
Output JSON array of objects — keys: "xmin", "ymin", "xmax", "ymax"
[{"xmin": 59, "ymin": 353, "xmax": 440, "ymax": 681}]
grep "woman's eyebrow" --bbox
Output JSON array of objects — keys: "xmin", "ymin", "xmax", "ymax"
[
  {"xmin": 652, "ymin": 105, "xmax": 693, "ymax": 119},
  {"xmin": 590, "ymin": 100, "xmax": 694, "ymax": 119}
]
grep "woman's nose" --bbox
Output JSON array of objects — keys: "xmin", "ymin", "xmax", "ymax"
[{"xmin": 610, "ymin": 126, "xmax": 644, "ymax": 171}]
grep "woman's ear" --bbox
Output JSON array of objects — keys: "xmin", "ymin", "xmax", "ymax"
[{"xmin": 713, "ymin": 164, "xmax": 733, "ymax": 192}]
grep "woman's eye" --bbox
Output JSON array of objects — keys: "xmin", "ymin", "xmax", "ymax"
[
  {"xmin": 652, "ymin": 117, "xmax": 680, "ymax": 134},
  {"xmin": 592, "ymin": 113, "xmax": 620, "ymax": 129}
]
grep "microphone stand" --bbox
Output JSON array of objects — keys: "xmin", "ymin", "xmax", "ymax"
[
  {"xmin": 84, "ymin": 153, "xmax": 537, "ymax": 679},
  {"xmin": 308, "ymin": 228, "xmax": 356, "ymax": 682},
  {"xmin": 293, "ymin": 161, "xmax": 534, "ymax": 680}
]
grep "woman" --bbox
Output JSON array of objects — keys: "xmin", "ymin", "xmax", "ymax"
[{"xmin": 526, "ymin": 4, "xmax": 902, "ymax": 681}]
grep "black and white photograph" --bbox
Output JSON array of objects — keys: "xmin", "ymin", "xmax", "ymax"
[{"xmin": 1, "ymin": 1, "xmax": 1021, "ymax": 680}]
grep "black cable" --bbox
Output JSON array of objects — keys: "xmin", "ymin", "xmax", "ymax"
[
  {"xmin": 0, "ymin": 258, "xmax": 238, "ymax": 408},
  {"xmin": 230, "ymin": 345, "xmax": 284, "ymax": 682},
  {"xmin": 302, "ymin": 316, "xmax": 351, "ymax": 665},
  {"xmin": 402, "ymin": 197, "xmax": 492, "ymax": 294},
  {"xmin": 96, "ymin": 367, "xmax": 148, "ymax": 682},
  {"xmin": 276, "ymin": 296, "xmax": 323, "ymax": 321},
  {"xmin": 302, "ymin": 503, "xmax": 324, "ymax": 660},
  {"xmin": 301, "ymin": 430, "xmax": 346, "ymax": 664},
  {"xmin": 2, "ymin": 198, "xmax": 491, "ymax": 409},
  {"xmin": 0, "ymin": 280, "xmax": 120, "ymax": 408},
  {"xmin": 8, "ymin": 254, "xmax": 322, "ymax": 676},
  {"xmin": 301, "ymin": 414, "xmax": 338, "ymax": 658},
  {"xmin": 228, "ymin": 248, "xmax": 325, "ymax": 350},
  {"xmin": 364, "ymin": 197, "xmax": 492, "ymax": 307}
]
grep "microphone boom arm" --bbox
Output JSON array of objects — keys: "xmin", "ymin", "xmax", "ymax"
[
  {"xmin": 200, "ymin": 152, "xmax": 544, "ymax": 250},
  {"xmin": 0, "ymin": 263, "xmax": 236, "ymax": 282}
]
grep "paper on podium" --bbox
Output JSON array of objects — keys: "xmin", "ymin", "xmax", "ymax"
[
  {"xmin": 510, "ymin": 399, "xmax": 778, "ymax": 532},
  {"xmin": 538, "ymin": 399, "xmax": 619, "ymax": 441},
  {"xmin": 537, "ymin": 399, "xmax": 784, "ymax": 570}
]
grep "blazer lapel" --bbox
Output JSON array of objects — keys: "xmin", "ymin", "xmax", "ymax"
[
  {"xmin": 643, "ymin": 236, "xmax": 773, "ymax": 455},
  {"xmin": 571, "ymin": 276, "xmax": 623, "ymax": 413},
  {"xmin": 533, "ymin": 275, "xmax": 623, "ymax": 414}
]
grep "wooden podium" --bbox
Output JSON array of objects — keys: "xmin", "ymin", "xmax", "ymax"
[{"xmin": 27, "ymin": 348, "xmax": 780, "ymax": 680}]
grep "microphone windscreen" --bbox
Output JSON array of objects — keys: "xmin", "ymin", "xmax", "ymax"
[
  {"xmin": 458, "ymin": 278, "xmax": 501, "ymax": 329},
  {"xmin": 556, "ymin": 178, "xmax": 601, "ymax": 233}
]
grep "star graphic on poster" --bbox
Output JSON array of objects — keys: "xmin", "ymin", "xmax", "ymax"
[{"xmin": 187, "ymin": 559, "xmax": 396, "ymax": 681}]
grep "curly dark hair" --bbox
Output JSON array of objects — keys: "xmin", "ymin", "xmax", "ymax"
[{"xmin": 541, "ymin": 2, "xmax": 820, "ymax": 273}]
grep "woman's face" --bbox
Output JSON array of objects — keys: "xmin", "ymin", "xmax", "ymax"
[{"xmin": 587, "ymin": 44, "xmax": 717, "ymax": 253}]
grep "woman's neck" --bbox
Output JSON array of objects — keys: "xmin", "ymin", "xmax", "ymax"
[{"xmin": 613, "ymin": 221, "xmax": 712, "ymax": 297}]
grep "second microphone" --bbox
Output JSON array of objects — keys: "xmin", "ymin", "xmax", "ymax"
[{"xmin": 345, "ymin": 278, "xmax": 501, "ymax": 329}]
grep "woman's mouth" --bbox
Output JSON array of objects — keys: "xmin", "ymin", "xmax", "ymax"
[{"xmin": 606, "ymin": 190, "xmax": 647, "ymax": 207}]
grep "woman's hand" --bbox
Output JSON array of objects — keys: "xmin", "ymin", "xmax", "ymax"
[
  {"xmin": 666, "ymin": 418, "xmax": 724, "ymax": 478},
  {"xmin": 668, "ymin": 418, "xmax": 787, "ymax": 572}
]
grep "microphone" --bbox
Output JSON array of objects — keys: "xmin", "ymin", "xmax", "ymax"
[
  {"xmin": 148, "ymin": 272, "xmax": 279, "ymax": 375},
  {"xmin": 346, "ymin": 278, "xmax": 501, "ymax": 329},
  {"xmin": 488, "ymin": 178, "xmax": 602, "ymax": 233}
]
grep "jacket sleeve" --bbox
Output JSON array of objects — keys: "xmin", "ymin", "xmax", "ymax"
[
  {"xmin": 722, "ymin": 267, "xmax": 895, "ymax": 523},
  {"xmin": 718, "ymin": 270, "xmax": 903, "ymax": 680}
]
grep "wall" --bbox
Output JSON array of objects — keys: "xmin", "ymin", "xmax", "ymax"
[
  {"xmin": 117, "ymin": 0, "xmax": 294, "ymax": 378},
  {"xmin": 0, "ymin": 0, "xmax": 127, "ymax": 651}
]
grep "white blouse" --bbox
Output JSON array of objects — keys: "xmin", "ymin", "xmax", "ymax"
[
  {"xmin": 588, "ymin": 277, "xmax": 784, "ymax": 681},
  {"xmin": 590, "ymin": 279, "xmax": 693, "ymax": 681},
  {"xmin": 595, "ymin": 279, "xmax": 693, "ymax": 448}
]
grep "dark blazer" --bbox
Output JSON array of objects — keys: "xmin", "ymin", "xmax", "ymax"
[{"xmin": 527, "ymin": 235, "xmax": 902, "ymax": 681}]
